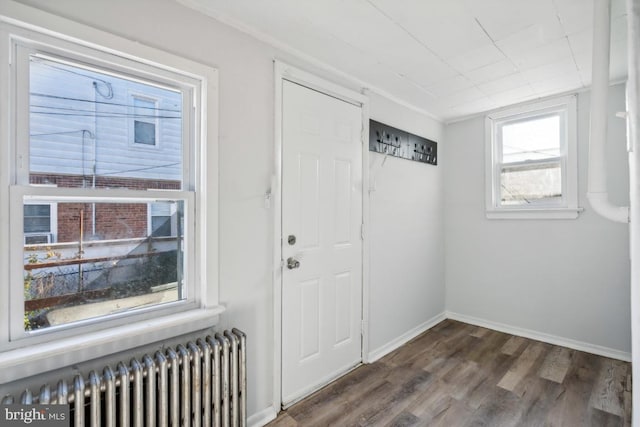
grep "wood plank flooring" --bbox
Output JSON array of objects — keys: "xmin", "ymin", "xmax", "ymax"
[{"xmin": 267, "ymin": 319, "xmax": 631, "ymax": 427}]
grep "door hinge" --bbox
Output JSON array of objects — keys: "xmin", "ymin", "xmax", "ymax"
[{"xmin": 360, "ymin": 223, "xmax": 365, "ymax": 240}]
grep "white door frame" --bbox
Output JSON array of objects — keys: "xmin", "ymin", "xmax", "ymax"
[{"xmin": 272, "ymin": 60, "xmax": 370, "ymax": 410}]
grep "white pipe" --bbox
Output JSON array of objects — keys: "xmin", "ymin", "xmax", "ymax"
[
  {"xmin": 587, "ymin": 0, "xmax": 630, "ymax": 223},
  {"xmin": 626, "ymin": 1, "xmax": 639, "ymax": 425}
]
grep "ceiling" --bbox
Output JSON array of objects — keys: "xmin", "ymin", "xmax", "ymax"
[{"xmin": 178, "ymin": 0, "xmax": 628, "ymax": 121}]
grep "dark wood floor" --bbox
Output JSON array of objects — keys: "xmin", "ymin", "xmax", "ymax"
[{"xmin": 268, "ymin": 319, "xmax": 631, "ymax": 427}]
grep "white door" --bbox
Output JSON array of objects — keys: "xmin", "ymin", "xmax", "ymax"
[{"xmin": 281, "ymin": 80, "xmax": 363, "ymax": 406}]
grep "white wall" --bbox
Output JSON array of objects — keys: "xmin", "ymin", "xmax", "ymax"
[
  {"xmin": 444, "ymin": 84, "xmax": 631, "ymax": 357},
  {"xmin": 368, "ymin": 93, "xmax": 445, "ymax": 357},
  {"xmin": 4, "ymin": 0, "xmax": 445, "ymax": 422}
]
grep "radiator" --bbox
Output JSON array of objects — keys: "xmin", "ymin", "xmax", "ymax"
[{"xmin": 1, "ymin": 329, "xmax": 246, "ymax": 427}]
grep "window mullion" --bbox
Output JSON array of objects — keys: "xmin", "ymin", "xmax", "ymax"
[
  {"xmin": 501, "ymin": 157, "xmax": 562, "ymax": 169},
  {"xmin": 493, "ymin": 123, "xmax": 502, "ymax": 209}
]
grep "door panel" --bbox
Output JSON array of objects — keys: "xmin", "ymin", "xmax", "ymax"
[
  {"xmin": 281, "ymin": 80, "xmax": 363, "ymax": 406},
  {"xmin": 298, "ymin": 154, "xmax": 320, "ymax": 249},
  {"xmin": 334, "ymin": 271, "xmax": 352, "ymax": 345},
  {"xmin": 300, "ymin": 278, "xmax": 320, "ymax": 360},
  {"xmin": 333, "ymin": 159, "xmax": 352, "ymax": 245}
]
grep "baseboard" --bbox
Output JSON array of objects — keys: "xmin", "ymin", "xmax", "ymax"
[
  {"xmin": 367, "ymin": 311, "xmax": 446, "ymax": 363},
  {"xmin": 248, "ymin": 405, "xmax": 278, "ymax": 427},
  {"xmin": 445, "ymin": 311, "xmax": 631, "ymax": 362}
]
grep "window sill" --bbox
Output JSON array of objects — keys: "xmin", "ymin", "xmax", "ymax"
[
  {"xmin": 486, "ymin": 207, "xmax": 584, "ymax": 220},
  {"xmin": 0, "ymin": 305, "xmax": 225, "ymax": 385}
]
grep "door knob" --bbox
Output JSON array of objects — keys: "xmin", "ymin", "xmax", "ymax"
[{"xmin": 287, "ymin": 257, "xmax": 300, "ymax": 269}]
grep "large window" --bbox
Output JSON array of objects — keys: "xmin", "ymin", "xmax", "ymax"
[
  {"xmin": 0, "ymin": 19, "xmax": 219, "ymax": 382},
  {"xmin": 485, "ymin": 96, "xmax": 579, "ymax": 219},
  {"xmin": 17, "ymin": 51, "xmax": 190, "ymax": 333}
]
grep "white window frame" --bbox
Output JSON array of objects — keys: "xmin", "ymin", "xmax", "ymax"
[
  {"xmin": 485, "ymin": 95, "xmax": 580, "ymax": 219},
  {"xmin": 129, "ymin": 93, "xmax": 160, "ymax": 148},
  {"xmin": 0, "ymin": 18, "xmax": 221, "ymax": 384}
]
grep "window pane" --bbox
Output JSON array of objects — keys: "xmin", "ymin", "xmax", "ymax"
[
  {"xmin": 23, "ymin": 200, "xmax": 185, "ymax": 331},
  {"xmin": 25, "ymin": 235, "xmax": 51, "ymax": 245},
  {"xmin": 501, "ymin": 114, "xmax": 560, "ymax": 163},
  {"xmin": 500, "ymin": 162, "xmax": 562, "ymax": 206},
  {"xmin": 151, "ymin": 216, "xmax": 172, "ymax": 237},
  {"xmin": 134, "ymin": 121, "xmax": 156, "ymax": 145},
  {"xmin": 133, "ymin": 97, "xmax": 155, "ymax": 112},
  {"xmin": 24, "ymin": 204, "xmax": 51, "ymax": 233},
  {"xmin": 24, "ymin": 217, "xmax": 51, "ymax": 233},
  {"xmin": 29, "ymin": 56, "xmax": 182, "ymax": 190},
  {"xmin": 25, "ymin": 205, "xmax": 51, "ymax": 217}
]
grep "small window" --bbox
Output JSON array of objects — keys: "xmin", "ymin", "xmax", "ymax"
[
  {"xmin": 24, "ymin": 204, "xmax": 51, "ymax": 233},
  {"xmin": 132, "ymin": 96, "xmax": 158, "ymax": 146},
  {"xmin": 149, "ymin": 201, "xmax": 177, "ymax": 237},
  {"xmin": 24, "ymin": 203, "xmax": 57, "ymax": 244},
  {"xmin": 485, "ymin": 95, "xmax": 579, "ymax": 219}
]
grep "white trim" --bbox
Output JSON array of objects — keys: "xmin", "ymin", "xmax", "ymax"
[
  {"xmin": 446, "ymin": 311, "xmax": 631, "ymax": 362},
  {"xmin": 367, "ymin": 312, "xmax": 446, "ymax": 363},
  {"xmin": 0, "ymin": 25, "xmax": 10, "ymax": 348},
  {"xmin": 486, "ymin": 94, "xmax": 577, "ymax": 120},
  {"xmin": 361, "ymin": 99, "xmax": 371, "ymax": 364},
  {"xmin": 272, "ymin": 60, "xmax": 284, "ymax": 414},
  {"xmin": 247, "ymin": 406, "xmax": 278, "ymax": 427},
  {"xmin": 277, "ymin": 61, "xmax": 367, "ymax": 106},
  {"xmin": 486, "ymin": 207, "xmax": 583, "ymax": 219},
  {"xmin": 0, "ymin": 305, "xmax": 224, "ymax": 384},
  {"xmin": 273, "ymin": 60, "xmax": 370, "ymax": 410}
]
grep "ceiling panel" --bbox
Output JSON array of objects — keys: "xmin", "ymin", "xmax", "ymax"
[
  {"xmin": 177, "ymin": 0, "xmax": 629, "ymax": 121},
  {"xmin": 477, "ymin": 73, "xmax": 528, "ymax": 94},
  {"xmin": 426, "ymin": 75, "xmax": 475, "ymax": 97},
  {"xmin": 520, "ymin": 58, "xmax": 581, "ymax": 84},
  {"xmin": 555, "ymin": 0, "xmax": 595, "ymax": 35},
  {"xmin": 465, "ymin": 59, "xmax": 518, "ymax": 84},
  {"xmin": 490, "ymin": 85, "xmax": 536, "ymax": 105},
  {"xmin": 441, "ymin": 87, "xmax": 488, "ymax": 108},
  {"xmin": 510, "ymin": 38, "xmax": 574, "ymax": 71},
  {"xmin": 530, "ymin": 73, "xmax": 584, "ymax": 95},
  {"xmin": 370, "ymin": 0, "xmax": 494, "ymax": 60},
  {"xmin": 495, "ymin": 17, "xmax": 565, "ymax": 57},
  {"xmin": 463, "ymin": 0, "xmax": 557, "ymax": 41},
  {"xmin": 446, "ymin": 44, "xmax": 507, "ymax": 74}
]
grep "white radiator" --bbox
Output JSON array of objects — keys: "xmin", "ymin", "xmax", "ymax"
[{"xmin": 1, "ymin": 329, "xmax": 246, "ymax": 427}]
